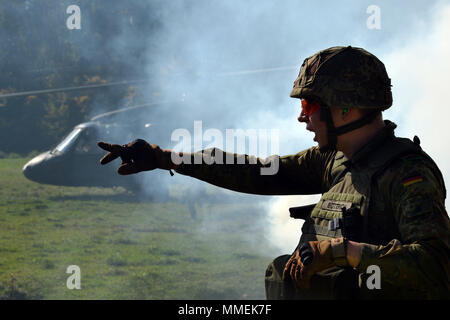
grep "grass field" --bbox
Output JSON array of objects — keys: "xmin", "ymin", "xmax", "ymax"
[{"xmin": 0, "ymin": 157, "xmax": 276, "ymax": 299}]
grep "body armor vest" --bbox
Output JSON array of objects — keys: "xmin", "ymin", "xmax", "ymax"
[{"xmin": 296, "ymin": 135, "xmax": 445, "ymax": 246}]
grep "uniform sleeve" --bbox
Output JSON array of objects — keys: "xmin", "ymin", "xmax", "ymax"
[
  {"xmin": 356, "ymin": 157, "xmax": 450, "ymax": 298},
  {"xmin": 174, "ymin": 146, "xmax": 335, "ymax": 195}
]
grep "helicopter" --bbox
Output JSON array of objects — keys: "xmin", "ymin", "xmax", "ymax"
[
  {"xmin": 22, "ymin": 101, "xmax": 184, "ymax": 195},
  {"xmin": 23, "ymin": 120, "xmax": 142, "ymax": 189},
  {"xmin": 21, "ymin": 100, "xmax": 239, "ymax": 216}
]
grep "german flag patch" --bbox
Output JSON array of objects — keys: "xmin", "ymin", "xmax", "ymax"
[{"xmin": 402, "ymin": 175, "xmax": 423, "ymax": 187}]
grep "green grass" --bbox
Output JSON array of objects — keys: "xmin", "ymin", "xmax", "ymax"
[{"xmin": 0, "ymin": 158, "xmax": 274, "ymax": 299}]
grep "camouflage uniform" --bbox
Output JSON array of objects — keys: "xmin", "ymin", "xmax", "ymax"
[{"xmin": 175, "ymin": 120, "xmax": 450, "ymax": 299}]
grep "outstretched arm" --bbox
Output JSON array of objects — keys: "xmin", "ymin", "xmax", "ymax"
[
  {"xmin": 173, "ymin": 146, "xmax": 336, "ymax": 195},
  {"xmin": 98, "ymin": 139, "xmax": 337, "ymax": 196}
]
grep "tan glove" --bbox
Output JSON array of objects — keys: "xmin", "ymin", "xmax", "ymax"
[
  {"xmin": 283, "ymin": 238, "xmax": 348, "ymax": 290},
  {"xmin": 282, "ymin": 246, "xmax": 304, "ymax": 290},
  {"xmin": 98, "ymin": 139, "xmax": 174, "ymax": 175}
]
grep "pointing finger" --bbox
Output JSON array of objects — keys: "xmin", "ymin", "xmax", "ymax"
[
  {"xmin": 98, "ymin": 142, "xmax": 127, "ymax": 155},
  {"xmin": 98, "ymin": 141, "xmax": 114, "ymax": 152},
  {"xmin": 118, "ymin": 163, "xmax": 140, "ymax": 175},
  {"xmin": 99, "ymin": 152, "xmax": 119, "ymax": 165},
  {"xmin": 98, "ymin": 142, "xmax": 129, "ymax": 165}
]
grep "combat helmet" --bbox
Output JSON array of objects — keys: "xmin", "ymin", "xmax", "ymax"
[{"xmin": 290, "ymin": 46, "xmax": 392, "ymax": 151}]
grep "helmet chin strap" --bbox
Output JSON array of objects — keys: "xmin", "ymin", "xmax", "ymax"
[{"xmin": 318, "ymin": 106, "xmax": 380, "ymax": 152}]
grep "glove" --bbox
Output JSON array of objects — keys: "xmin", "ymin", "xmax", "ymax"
[
  {"xmin": 283, "ymin": 238, "xmax": 348, "ymax": 290},
  {"xmin": 98, "ymin": 139, "xmax": 173, "ymax": 175},
  {"xmin": 282, "ymin": 247, "xmax": 304, "ymax": 290}
]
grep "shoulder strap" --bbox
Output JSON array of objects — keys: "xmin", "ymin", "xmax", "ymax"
[
  {"xmin": 330, "ymin": 151, "xmax": 349, "ymax": 187},
  {"xmin": 372, "ymin": 135, "xmax": 446, "ymax": 198}
]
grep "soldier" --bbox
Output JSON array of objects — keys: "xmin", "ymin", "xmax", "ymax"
[{"xmin": 98, "ymin": 46, "xmax": 450, "ymax": 299}]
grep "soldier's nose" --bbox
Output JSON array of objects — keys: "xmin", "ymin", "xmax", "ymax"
[{"xmin": 298, "ymin": 112, "xmax": 308, "ymax": 123}]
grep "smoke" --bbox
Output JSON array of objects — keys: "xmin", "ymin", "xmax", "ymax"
[
  {"xmin": 265, "ymin": 194, "xmax": 321, "ymax": 254},
  {"xmin": 383, "ymin": 2, "xmax": 450, "ymax": 210}
]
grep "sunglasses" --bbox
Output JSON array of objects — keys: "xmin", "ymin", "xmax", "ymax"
[{"xmin": 301, "ymin": 99, "xmax": 320, "ymax": 117}]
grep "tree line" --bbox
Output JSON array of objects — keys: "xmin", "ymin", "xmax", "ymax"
[{"xmin": 0, "ymin": 0, "xmax": 165, "ymax": 154}]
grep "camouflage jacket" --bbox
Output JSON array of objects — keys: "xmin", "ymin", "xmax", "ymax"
[{"xmin": 175, "ymin": 121, "xmax": 450, "ymax": 299}]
